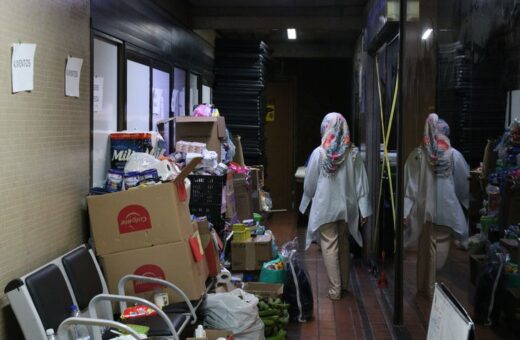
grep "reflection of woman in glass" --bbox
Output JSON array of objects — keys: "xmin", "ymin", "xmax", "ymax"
[
  {"xmin": 300, "ymin": 112, "xmax": 372, "ymax": 300},
  {"xmin": 404, "ymin": 113, "xmax": 469, "ymax": 297}
]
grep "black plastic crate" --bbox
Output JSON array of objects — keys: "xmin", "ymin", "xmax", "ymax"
[
  {"xmin": 188, "ymin": 175, "xmax": 226, "ymax": 206},
  {"xmin": 189, "ymin": 204, "xmax": 224, "ymax": 231}
]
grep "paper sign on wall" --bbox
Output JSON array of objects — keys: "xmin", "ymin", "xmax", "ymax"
[
  {"xmin": 93, "ymin": 76, "xmax": 104, "ymax": 113},
  {"xmin": 12, "ymin": 43, "xmax": 37, "ymax": 93},
  {"xmin": 153, "ymin": 88, "xmax": 164, "ymax": 115},
  {"xmin": 65, "ymin": 56, "xmax": 83, "ymax": 97}
]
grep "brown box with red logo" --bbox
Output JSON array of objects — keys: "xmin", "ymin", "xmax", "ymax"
[
  {"xmin": 100, "ymin": 240, "xmax": 207, "ymax": 304},
  {"xmin": 87, "ymin": 159, "xmax": 201, "ymax": 256},
  {"xmin": 191, "ymin": 221, "xmax": 210, "ymax": 279},
  {"xmin": 88, "ymin": 182, "xmax": 192, "ymax": 256},
  {"xmin": 197, "ymin": 218, "xmax": 221, "ymax": 277}
]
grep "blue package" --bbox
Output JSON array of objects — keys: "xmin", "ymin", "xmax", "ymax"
[{"xmin": 110, "ymin": 132, "xmax": 165, "ymax": 170}]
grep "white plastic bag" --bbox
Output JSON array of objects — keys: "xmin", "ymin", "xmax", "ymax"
[
  {"xmin": 124, "ymin": 152, "xmax": 176, "ymax": 181},
  {"xmin": 201, "ymin": 289, "xmax": 265, "ymax": 340}
]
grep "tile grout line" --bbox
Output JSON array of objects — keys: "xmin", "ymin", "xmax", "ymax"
[
  {"xmin": 351, "ymin": 263, "xmax": 375, "ymax": 340},
  {"xmin": 372, "ymin": 263, "xmax": 414, "ymax": 340},
  {"xmin": 372, "ymin": 273, "xmax": 398, "ymax": 340}
]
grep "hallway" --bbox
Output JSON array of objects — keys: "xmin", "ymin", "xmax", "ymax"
[
  {"xmin": 266, "ymin": 212, "xmax": 518, "ymax": 340},
  {"xmin": 267, "ymin": 212, "xmax": 397, "ymax": 339}
]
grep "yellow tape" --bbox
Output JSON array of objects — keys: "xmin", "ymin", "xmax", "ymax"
[{"xmin": 375, "ymin": 56, "xmax": 399, "ymax": 231}]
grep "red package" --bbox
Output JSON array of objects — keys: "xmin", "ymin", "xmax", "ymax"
[{"xmin": 121, "ymin": 305, "xmax": 157, "ymax": 320}]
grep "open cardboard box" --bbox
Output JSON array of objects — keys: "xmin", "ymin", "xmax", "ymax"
[
  {"xmin": 242, "ymin": 282, "xmax": 284, "ymax": 298},
  {"xmin": 173, "ymin": 116, "xmax": 226, "ymax": 161},
  {"xmin": 87, "ymin": 158, "xmax": 201, "ymax": 256}
]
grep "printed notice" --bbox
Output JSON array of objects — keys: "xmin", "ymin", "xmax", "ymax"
[
  {"xmin": 65, "ymin": 56, "xmax": 83, "ymax": 97},
  {"xmin": 93, "ymin": 76, "xmax": 104, "ymax": 113},
  {"xmin": 152, "ymin": 88, "xmax": 164, "ymax": 115},
  {"xmin": 12, "ymin": 43, "xmax": 37, "ymax": 93}
]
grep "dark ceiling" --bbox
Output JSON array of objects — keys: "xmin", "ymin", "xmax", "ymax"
[{"xmin": 155, "ymin": 0, "xmax": 369, "ymax": 58}]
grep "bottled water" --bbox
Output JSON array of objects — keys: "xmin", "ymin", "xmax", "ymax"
[{"xmin": 69, "ymin": 305, "xmax": 91, "ymax": 340}]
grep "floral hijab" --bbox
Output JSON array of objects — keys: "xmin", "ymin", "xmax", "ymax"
[
  {"xmin": 422, "ymin": 113, "xmax": 453, "ymax": 177},
  {"xmin": 320, "ymin": 112, "xmax": 351, "ymax": 175}
]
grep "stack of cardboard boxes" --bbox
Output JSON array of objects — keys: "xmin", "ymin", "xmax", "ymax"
[
  {"xmin": 87, "ymin": 169, "xmax": 209, "ymax": 304},
  {"xmin": 232, "ymin": 167, "xmax": 263, "ymax": 222}
]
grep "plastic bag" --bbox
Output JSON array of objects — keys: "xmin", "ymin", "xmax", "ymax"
[
  {"xmin": 474, "ymin": 243, "xmax": 509, "ymax": 325},
  {"xmin": 281, "ymin": 238, "xmax": 313, "ymax": 322},
  {"xmin": 259, "ymin": 257, "xmax": 285, "ymax": 283},
  {"xmin": 260, "ymin": 190, "xmax": 273, "ymax": 212},
  {"xmin": 201, "ymin": 289, "xmax": 265, "ymax": 340},
  {"xmin": 193, "ymin": 103, "xmax": 220, "ymax": 117},
  {"xmin": 124, "ymin": 152, "xmax": 175, "ymax": 181},
  {"xmin": 222, "ymin": 129, "xmax": 236, "ymax": 163}
]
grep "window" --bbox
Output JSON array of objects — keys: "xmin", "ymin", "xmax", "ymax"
[
  {"xmin": 202, "ymin": 84, "xmax": 212, "ymax": 104},
  {"xmin": 189, "ymin": 72, "xmax": 200, "ymax": 115},
  {"xmin": 92, "ymin": 37, "xmax": 119, "ymax": 188},
  {"xmin": 173, "ymin": 67, "xmax": 186, "ymax": 116},
  {"xmin": 152, "ymin": 68, "xmax": 171, "ymax": 151},
  {"xmin": 126, "ymin": 59, "xmax": 150, "ymax": 131}
]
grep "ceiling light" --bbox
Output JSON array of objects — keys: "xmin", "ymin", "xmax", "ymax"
[
  {"xmin": 287, "ymin": 28, "xmax": 297, "ymax": 40},
  {"xmin": 421, "ymin": 28, "xmax": 433, "ymax": 40}
]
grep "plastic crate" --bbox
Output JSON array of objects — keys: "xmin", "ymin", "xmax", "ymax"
[
  {"xmin": 189, "ymin": 203, "xmax": 224, "ymax": 231},
  {"xmin": 189, "ymin": 175, "xmax": 226, "ymax": 205}
]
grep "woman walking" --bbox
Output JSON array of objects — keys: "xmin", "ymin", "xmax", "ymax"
[{"xmin": 300, "ymin": 112, "xmax": 372, "ymax": 300}]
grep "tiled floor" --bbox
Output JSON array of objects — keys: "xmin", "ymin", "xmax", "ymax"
[
  {"xmin": 266, "ymin": 212, "xmax": 519, "ymax": 340},
  {"xmin": 267, "ymin": 212, "xmax": 396, "ymax": 339}
]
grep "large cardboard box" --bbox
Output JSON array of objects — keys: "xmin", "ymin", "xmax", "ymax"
[
  {"xmin": 233, "ymin": 173, "xmax": 253, "ymax": 221},
  {"xmin": 88, "ymin": 182, "xmax": 193, "ymax": 256},
  {"xmin": 225, "ymin": 172, "xmax": 238, "ymax": 221},
  {"xmin": 175, "ymin": 116, "xmax": 226, "ymax": 160},
  {"xmin": 100, "ymin": 241, "xmax": 207, "ymax": 304},
  {"xmin": 231, "ymin": 233, "xmax": 273, "ymax": 271},
  {"xmin": 249, "ymin": 168, "xmax": 261, "ymax": 212},
  {"xmin": 191, "ymin": 221, "xmax": 210, "ymax": 279},
  {"xmin": 197, "ymin": 219, "xmax": 220, "ymax": 277},
  {"xmin": 88, "ymin": 158, "xmax": 201, "ymax": 256}
]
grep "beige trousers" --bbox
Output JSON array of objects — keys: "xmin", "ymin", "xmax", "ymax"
[
  {"xmin": 417, "ymin": 222, "xmax": 451, "ymax": 297},
  {"xmin": 320, "ymin": 220, "xmax": 350, "ymax": 298}
]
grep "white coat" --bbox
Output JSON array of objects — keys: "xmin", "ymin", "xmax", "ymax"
[
  {"xmin": 403, "ymin": 147, "xmax": 470, "ymax": 248},
  {"xmin": 299, "ymin": 146, "xmax": 372, "ymax": 250}
]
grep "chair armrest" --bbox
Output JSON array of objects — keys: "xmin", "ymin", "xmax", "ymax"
[
  {"xmin": 88, "ymin": 294, "xmax": 179, "ymax": 340},
  {"xmin": 117, "ymin": 274, "xmax": 197, "ymax": 324},
  {"xmin": 57, "ymin": 316, "xmax": 143, "ymax": 340}
]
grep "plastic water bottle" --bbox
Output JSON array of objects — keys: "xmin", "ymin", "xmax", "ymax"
[
  {"xmin": 69, "ymin": 305, "xmax": 91, "ymax": 340},
  {"xmin": 45, "ymin": 329, "xmax": 57, "ymax": 340},
  {"xmin": 195, "ymin": 324, "xmax": 206, "ymax": 338}
]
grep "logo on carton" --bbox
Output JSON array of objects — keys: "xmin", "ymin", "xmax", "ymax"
[
  {"xmin": 133, "ymin": 264, "xmax": 166, "ymax": 293},
  {"xmin": 117, "ymin": 205, "xmax": 151, "ymax": 234}
]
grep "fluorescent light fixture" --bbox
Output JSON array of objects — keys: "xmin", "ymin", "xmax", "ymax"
[
  {"xmin": 287, "ymin": 28, "xmax": 297, "ymax": 40},
  {"xmin": 421, "ymin": 28, "xmax": 433, "ymax": 40}
]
